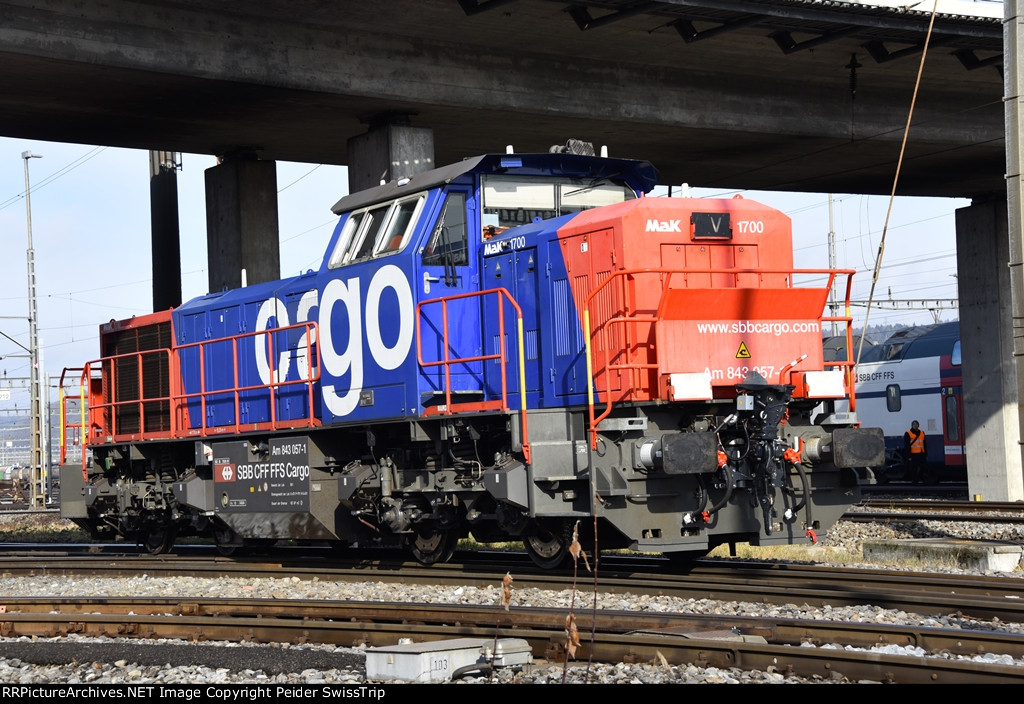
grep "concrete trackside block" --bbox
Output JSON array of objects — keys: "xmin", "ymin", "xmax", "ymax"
[
  {"xmin": 862, "ymin": 538, "xmax": 1023, "ymax": 572},
  {"xmin": 365, "ymin": 637, "xmax": 533, "ymax": 683}
]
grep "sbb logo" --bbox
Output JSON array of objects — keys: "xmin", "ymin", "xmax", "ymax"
[{"xmin": 217, "ymin": 464, "xmax": 235, "ymax": 483}]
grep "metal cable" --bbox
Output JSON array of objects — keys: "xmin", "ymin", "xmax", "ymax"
[{"xmin": 856, "ymin": 0, "xmax": 940, "ymax": 366}]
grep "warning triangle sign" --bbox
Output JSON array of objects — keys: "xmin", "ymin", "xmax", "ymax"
[{"xmin": 735, "ymin": 341, "xmax": 751, "ymax": 359}]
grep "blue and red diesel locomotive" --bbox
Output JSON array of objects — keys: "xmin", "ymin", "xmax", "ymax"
[{"xmin": 59, "ymin": 141, "xmax": 882, "ymax": 567}]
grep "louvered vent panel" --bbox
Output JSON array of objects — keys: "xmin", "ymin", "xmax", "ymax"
[
  {"xmin": 109, "ymin": 322, "xmax": 172, "ymax": 435},
  {"xmin": 552, "ymin": 278, "xmax": 580, "ymax": 357}
]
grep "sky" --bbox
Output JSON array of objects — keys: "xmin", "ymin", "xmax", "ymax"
[{"xmin": 0, "ymin": 137, "xmax": 968, "ymax": 416}]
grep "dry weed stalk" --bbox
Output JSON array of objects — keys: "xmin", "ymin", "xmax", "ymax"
[
  {"xmin": 562, "ymin": 520, "xmax": 591, "ymax": 682},
  {"xmin": 501, "ymin": 571, "xmax": 513, "ymax": 611},
  {"xmin": 565, "ymin": 613, "xmax": 581, "ymax": 660},
  {"xmin": 487, "ymin": 573, "xmax": 516, "ymax": 683},
  {"xmin": 490, "ymin": 571, "xmax": 514, "ymax": 683},
  {"xmin": 586, "ymin": 497, "xmax": 602, "ymax": 678}
]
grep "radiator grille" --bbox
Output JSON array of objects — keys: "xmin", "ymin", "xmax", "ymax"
[{"xmin": 105, "ymin": 322, "xmax": 172, "ymax": 434}]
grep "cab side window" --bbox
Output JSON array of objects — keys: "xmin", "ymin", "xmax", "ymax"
[
  {"xmin": 327, "ymin": 212, "xmax": 365, "ymax": 269},
  {"xmin": 327, "ymin": 193, "xmax": 426, "ymax": 269},
  {"xmin": 423, "ymin": 193, "xmax": 468, "ymax": 267},
  {"xmin": 351, "ymin": 204, "xmax": 392, "ymax": 261},
  {"xmin": 378, "ymin": 198, "xmax": 421, "ymax": 254}
]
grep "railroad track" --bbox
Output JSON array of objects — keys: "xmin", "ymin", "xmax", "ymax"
[
  {"xmin": 852, "ymin": 499, "xmax": 1024, "ymax": 524},
  {"xmin": 2, "ymin": 517, "xmax": 1024, "ymax": 683},
  {"xmin": 2, "ymin": 595, "xmax": 1023, "ymax": 684},
  {"xmin": 2, "ymin": 549, "xmax": 1024, "ymax": 620}
]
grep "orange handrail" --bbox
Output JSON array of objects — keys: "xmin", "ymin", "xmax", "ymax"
[
  {"xmin": 416, "ymin": 287, "xmax": 531, "ymax": 464},
  {"xmin": 84, "ymin": 347, "xmax": 176, "ymax": 442},
  {"xmin": 73, "ymin": 321, "xmax": 321, "ymax": 463},
  {"xmin": 57, "ymin": 367, "xmax": 86, "ymax": 476},
  {"xmin": 583, "ymin": 267, "xmax": 857, "ymax": 449},
  {"xmin": 173, "ymin": 320, "xmax": 321, "ymax": 437}
]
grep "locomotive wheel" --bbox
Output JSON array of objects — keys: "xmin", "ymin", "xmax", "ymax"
[
  {"xmin": 142, "ymin": 528, "xmax": 174, "ymax": 556},
  {"xmin": 523, "ymin": 525, "xmax": 572, "ymax": 569},
  {"xmin": 213, "ymin": 526, "xmax": 239, "ymax": 557},
  {"xmin": 408, "ymin": 528, "xmax": 458, "ymax": 565}
]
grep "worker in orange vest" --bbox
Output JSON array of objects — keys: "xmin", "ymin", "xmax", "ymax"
[{"xmin": 903, "ymin": 420, "xmax": 927, "ymax": 483}]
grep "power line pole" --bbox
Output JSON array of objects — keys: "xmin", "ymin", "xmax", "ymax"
[
  {"xmin": 22, "ymin": 150, "xmax": 44, "ymax": 509},
  {"xmin": 827, "ymin": 194, "xmax": 839, "ymax": 337}
]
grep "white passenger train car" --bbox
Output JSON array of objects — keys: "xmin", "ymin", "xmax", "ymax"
[{"xmin": 835, "ymin": 322, "xmax": 964, "ymax": 482}]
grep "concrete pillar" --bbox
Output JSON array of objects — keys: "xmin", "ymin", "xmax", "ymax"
[
  {"xmin": 347, "ymin": 120, "xmax": 434, "ymax": 193},
  {"xmin": 204, "ymin": 156, "xmax": 280, "ymax": 293},
  {"xmin": 1001, "ymin": 0, "xmax": 1024, "ymax": 501},
  {"xmin": 149, "ymin": 151, "xmax": 182, "ymax": 311},
  {"xmin": 956, "ymin": 199, "xmax": 1024, "ymax": 501}
]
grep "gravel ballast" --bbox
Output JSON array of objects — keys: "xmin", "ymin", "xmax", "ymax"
[{"xmin": 0, "ymin": 512, "xmax": 1022, "ymax": 684}]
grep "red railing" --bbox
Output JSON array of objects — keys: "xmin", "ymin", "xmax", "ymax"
[
  {"xmin": 64, "ymin": 322, "xmax": 321, "ymax": 471},
  {"xmin": 416, "ymin": 288, "xmax": 531, "ymax": 464},
  {"xmin": 57, "ymin": 367, "xmax": 86, "ymax": 476},
  {"xmin": 583, "ymin": 267, "xmax": 857, "ymax": 449},
  {"xmin": 173, "ymin": 321, "xmax": 321, "ymax": 437}
]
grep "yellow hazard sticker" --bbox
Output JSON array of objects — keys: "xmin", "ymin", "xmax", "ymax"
[{"xmin": 735, "ymin": 341, "xmax": 751, "ymax": 359}]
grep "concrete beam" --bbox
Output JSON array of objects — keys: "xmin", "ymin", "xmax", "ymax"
[
  {"xmin": 348, "ymin": 122, "xmax": 435, "ymax": 194},
  {"xmin": 204, "ymin": 157, "xmax": 280, "ymax": 294}
]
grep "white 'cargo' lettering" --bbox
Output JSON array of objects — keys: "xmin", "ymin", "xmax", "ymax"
[
  {"xmin": 255, "ymin": 297, "xmax": 292, "ymax": 384},
  {"xmin": 320, "ymin": 277, "xmax": 364, "ymax": 417}
]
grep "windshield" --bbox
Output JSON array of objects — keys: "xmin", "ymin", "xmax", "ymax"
[{"xmin": 481, "ymin": 175, "xmax": 635, "ymax": 230}]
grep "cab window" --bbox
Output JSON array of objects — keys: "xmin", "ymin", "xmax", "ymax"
[
  {"xmin": 559, "ymin": 181, "xmax": 635, "ymax": 213},
  {"xmin": 423, "ymin": 192, "xmax": 467, "ymax": 267},
  {"xmin": 327, "ymin": 212, "xmax": 366, "ymax": 269},
  {"xmin": 378, "ymin": 198, "xmax": 423, "ymax": 254},
  {"xmin": 480, "ymin": 175, "xmax": 635, "ymax": 237},
  {"xmin": 351, "ymin": 204, "xmax": 392, "ymax": 261},
  {"xmin": 327, "ymin": 193, "xmax": 426, "ymax": 268}
]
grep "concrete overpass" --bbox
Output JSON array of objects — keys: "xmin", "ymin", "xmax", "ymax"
[
  {"xmin": 1, "ymin": 0, "xmax": 1021, "ymax": 502},
  {"xmin": 0, "ymin": 0, "xmax": 1005, "ymax": 197}
]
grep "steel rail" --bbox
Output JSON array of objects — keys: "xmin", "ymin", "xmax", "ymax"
[
  {"xmin": 859, "ymin": 500, "xmax": 1024, "ymax": 513},
  {"xmin": 0, "ymin": 552, "xmax": 1023, "ymax": 621},
  {"xmin": 3, "ymin": 595, "xmax": 1024, "ymax": 659}
]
